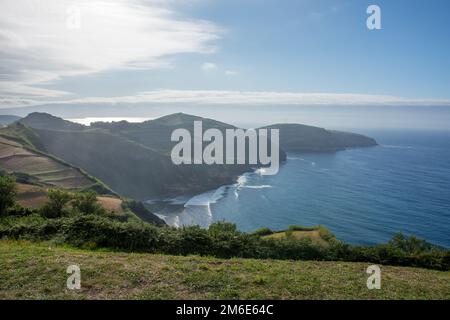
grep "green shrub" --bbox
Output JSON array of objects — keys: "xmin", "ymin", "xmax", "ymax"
[
  {"xmin": 72, "ymin": 190, "xmax": 105, "ymax": 215},
  {"xmin": 288, "ymin": 225, "xmax": 317, "ymax": 231},
  {"xmin": 0, "ymin": 214, "xmax": 448, "ymax": 271},
  {"xmin": 5, "ymin": 204, "xmax": 36, "ymax": 217},
  {"xmin": 0, "ymin": 175, "xmax": 17, "ymax": 215},
  {"xmin": 40, "ymin": 189, "xmax": 72, "ymax": 218}
]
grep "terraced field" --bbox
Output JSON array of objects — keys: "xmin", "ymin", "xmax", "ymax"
[{"xmin": 0, "ymin": 136, "xmax": 94, "ymax": 190}]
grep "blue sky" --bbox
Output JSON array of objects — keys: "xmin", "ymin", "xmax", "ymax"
[{"xmin": 1, "ymin": 0, "xmax": 450, "ymax": 109}]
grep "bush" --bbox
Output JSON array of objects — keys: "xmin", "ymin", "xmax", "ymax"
[
  {"xmin": 40, "ymin": 189, "xmax": 72, "ymax": 218},
  {"xmin": 288, "ymin": 225, "xmax": 317, "ymax": 231},
  {"xmin": 0, "ymin": 213, "xmax": 448, "ymax": 271},
  {"xmin": 0, "ymin": 175, "xmax": 17, "ymax": 215},
  {"xmin": 5, "ymin": 204, "xmax": 36, "ymax": 217},
  {"xmin": 72, "ymin": 190, "xmax": 105, "ymax": 215}
]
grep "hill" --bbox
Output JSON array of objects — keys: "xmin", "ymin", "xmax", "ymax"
[
  {"xmin": 4, "ymin": 112, "xmax": 377, "ymax": 200},
  {"xmin": 262, "ymin": 123, "xmax": 377, "ymax": 152},
  {"xmin": 1, "ymin": 240, "xmax": 448, "ymax": 300},
  {"xmin": 0, "ymin": 124, "xmax": 165, "ymax": 225}
]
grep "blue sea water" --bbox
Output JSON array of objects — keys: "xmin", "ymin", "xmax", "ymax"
[{"xmin": 152, "ymin": 130, "xmax": 450, "ymax": 248}]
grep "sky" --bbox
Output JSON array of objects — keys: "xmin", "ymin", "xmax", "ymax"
[{"xmin": 1, "ymin": 0, "xmax": 450, "ymax": 129}]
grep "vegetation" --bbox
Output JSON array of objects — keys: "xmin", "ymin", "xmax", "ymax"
[
  {"xmin": 1, "ymin": 240, "xmax": 449, "ymax": 300},
  {"xmin": 0, "ymin": 174, "xmax": 449, "ymax": 299},
  {"xmin": 0, "ymin": 174, "xmax": 16, "ymax": 215},
  {"xmin": 0, "ymin": 175, "xmax": 449, "ymax": 272},
  {"xmin": 40, "ymin": 189, "xmax": 72, "ymax": 218},
  {"xmin": 1, "ymin": 212, "xmax": 449, "ymax": 271},
  {"xmin": 72, "ymin": 190, "xmax": 104, "ymax": 215}
]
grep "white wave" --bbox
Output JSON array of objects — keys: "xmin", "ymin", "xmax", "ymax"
[
  {"xmin": 287, "ymin": 156, "xmax": 305, "ymax": 161},
  {"xmin": 241, "ymin": 185, "xmax": 272, "ymax": 189},
  {"xmin": 184, "ymin": 186, "xmax": 227, "ymax": 207},
  {"xmin": 236, "ymin": 174, "xmax": 249, "ymax": 186},
  {"xmin": 383, "ymin": 145, "xmax": 414, "ymax": 149}
]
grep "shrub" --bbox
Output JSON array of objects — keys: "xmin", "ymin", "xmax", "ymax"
[
  {"xmin": 288, "ymin": 225, "xmax": 317, "ymax": 231},
  {"xmin": 5, "ymin": 204, "xmax": 36, "ymax": 217},
  {"xmin": 0, "ymin": 213, "xmax": 448, "ymax": 271},
  {"xmin": 0, "ymin": 175, "xmax": 17, "ymax": 215},
  {"xmin": 72, "ymin": 190, "xmax": 105, "ymax": 215},
  {"xmin": 40, "ymin": 189, "xmax": 72, "ymax": 218}
]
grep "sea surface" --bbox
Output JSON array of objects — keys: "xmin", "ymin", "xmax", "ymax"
[{"xmin": 149, "ymin": 129, "xmax": 450, "ymax": 248}]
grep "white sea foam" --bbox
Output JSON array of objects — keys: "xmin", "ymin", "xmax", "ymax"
[
  {"xmin": 242, "ymin": 185, "xmax": 272, "ymax": 189},
  {"xmin": 184, "ymin": 186, "xmax": 227, "ymax": 207},
  {"xmin": 287, "ymin": 156, "xmax": 305, "ymax": 161},
  {"xmin": 383, "ymin": 145, "xmax": 414, "ymax": 149}
]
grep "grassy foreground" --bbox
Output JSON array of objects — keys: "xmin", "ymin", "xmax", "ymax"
[{"xmin": 1, "ymin": 240, "xmax": 449, "ymax": 300}]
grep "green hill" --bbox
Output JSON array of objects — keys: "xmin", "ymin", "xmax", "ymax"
[
  {"xmin": 4, "ymin": 112, "xmax": 377, "ymax": 200},
  {"xmin": 1, "ymin": 240, "xmax": 448, "ymax": 300},
  {"xmin": 262, "ymin": 123, "xmax": 377, "ymax": 152}
]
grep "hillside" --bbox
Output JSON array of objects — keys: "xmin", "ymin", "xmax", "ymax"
[
  {"xmin": 0, "ymin": 135, "xmax": 98, "ymax": 190},
  {"xmin": 0, "ymin": 124, "xmax": 164, "ymax": 225},
  {"xmin": 4, "ymin": 112, "xmax": 377, "ymax": 200},
  {"xmin": 1, "ymin": 240, "xmax": 448, "ymax": 300},
  {"xmin": 262, "ymin": 123, "xmax": 377, "ymax": 152}
]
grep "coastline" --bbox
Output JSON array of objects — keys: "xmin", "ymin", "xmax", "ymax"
[{"xmin": 146, "ymin": 170, "xmax": 262, "ymax": 228}]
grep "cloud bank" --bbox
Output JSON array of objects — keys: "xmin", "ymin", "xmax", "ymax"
[
  {"xmin": 2, "ymin": 90, "xmax": 450, "ymax": 109},
  {"xmin": 0, "ymin": 0, "xmax": 221, "ymax": 98}
]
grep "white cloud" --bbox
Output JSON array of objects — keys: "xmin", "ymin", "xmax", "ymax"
[
  {"xmin": 225, "ymin": 70, "xmax": 238, "ymax": 76},
  {"xmin": 0, "ymin": 0, "xmax": 222, "ymax": 98},
  {"xmin": 201, "ymin": 62, "xmax": 218, "ymax": 71},
  {"xmin": 3, "ymin": 90, "xmax": 450, "ymax": 108}
]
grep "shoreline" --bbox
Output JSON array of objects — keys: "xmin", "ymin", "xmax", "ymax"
[{"xmin": 146, "ymin": 170, "xmax": 261, "ymax": 228}]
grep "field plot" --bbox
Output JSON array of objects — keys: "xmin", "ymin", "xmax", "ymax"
[{"xmin": 0, "ymin": 136, "xmax": 94, "ymax": 190}]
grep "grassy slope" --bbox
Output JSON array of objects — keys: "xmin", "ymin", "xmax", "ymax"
[
  {"xmin": 263, "ymin": 230, "xmax": 330, "ymax": 247},
  {"xmin": 1, "ymin": 240, "xmax": 449, "ymax": 300}
]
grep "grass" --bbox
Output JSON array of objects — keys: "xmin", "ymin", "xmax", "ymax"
[
  {"xmin": 0, "ymin": 240, "xmax": 449, "ymax": 300},
  {"xmin": 264, "ymin": 230, "xmax": 330, "ymax": 247},
  {"xmin": 262, "ymin": 225, "xmax": 336, "ymax": 247}
]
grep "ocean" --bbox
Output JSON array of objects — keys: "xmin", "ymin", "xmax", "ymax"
[{"xmin": 150, "ymin": 129, "xmax": 450, "ymax": 248}]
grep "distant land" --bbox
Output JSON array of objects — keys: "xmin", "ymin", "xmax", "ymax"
[
  {"xmin": 0, "ymin": 115, "xmax": 21, "ymax": 128},
  {"xmin": 0, "ymin": 112, "xmax": 376, "ymax": 200}
]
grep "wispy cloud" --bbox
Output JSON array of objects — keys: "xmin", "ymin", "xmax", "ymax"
[
  {"xmin": 3, "ymin": 90, "xmax": 450, "ymax": 108},
  {"xmin": 0, "ymin": 0, "xmax": 222, "ymax": 98},
  {"xmin": 201, "ymin": 62, "xmax": 218, "ymax": 71},
  {"xmin": 225, "ymin": 70, "xmax": 238, "ymax": 76}
]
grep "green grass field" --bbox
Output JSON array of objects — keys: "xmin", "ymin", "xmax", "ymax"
[{"xmin": 1, "ymin": 240, "xmax": 448, "ymax": 300}]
